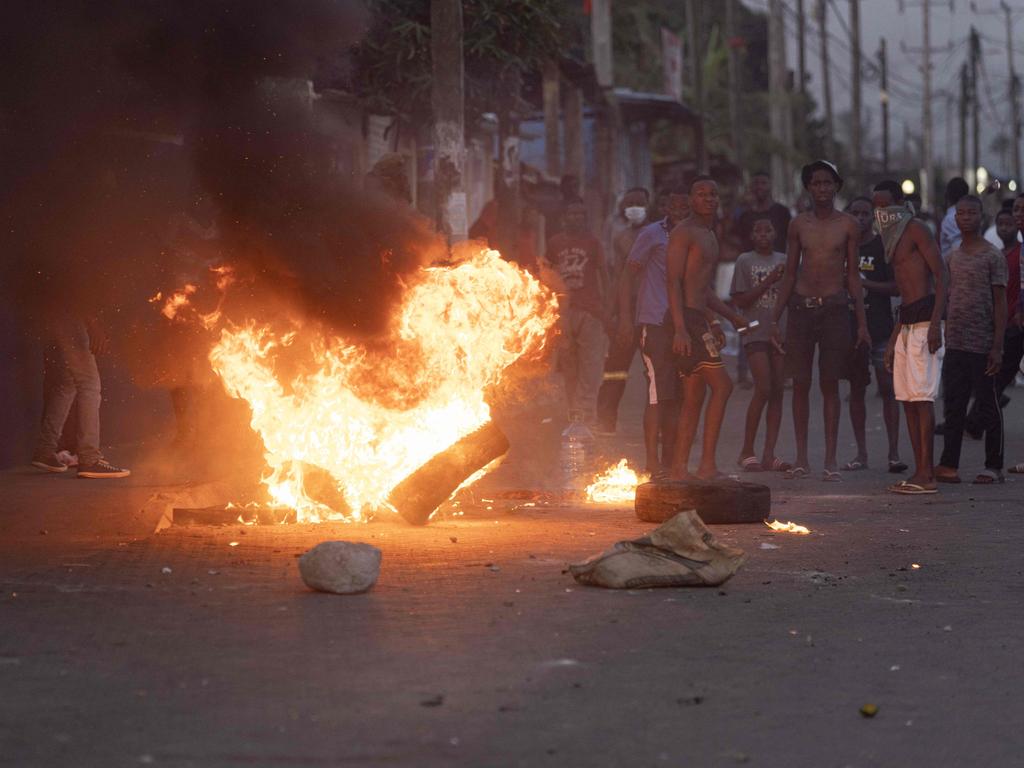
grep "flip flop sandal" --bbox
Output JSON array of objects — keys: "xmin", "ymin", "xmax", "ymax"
[
  {"xmin": 887, "ymin": 480, "xmax": 938, "ymax": 495},
  {"xmin": 646, "ymin": 468, "xmax": 668, "ymax": 482},
  {"xmin": 935, "ymin": 472, "xmax": 962, "ymax": 484},
  {"xmin": 739, "ymin": 456, "xmax": 764, "ymax": 472},
  {"xmin": 767, "ymin": 458, "xmax": 793, "ymax": 472},
  {"xmin": 1008, "ymin": 463, "xmax": 1024, "ymax": 474},
  {"xmin": 784, "ymin": 466, "xmax": 808, "ymax": 480},
  {"xmin": 841, "ymin": 460, "xmax": 867, "ymax": 471},
  {"xmin": 822, "ymin": 469, "xmax": 843, "ymax": 482},
  {"xmin": 888, "ymin": 460, "xmax": 909, "ymax": 473},
  {"xmin": 973, "ymin": 469, "xmax": 1005, "ymax": 485}
]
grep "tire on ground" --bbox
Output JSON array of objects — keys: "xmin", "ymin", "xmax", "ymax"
[{"xmin": 635, "ymin": 480, "xmax": 770, "ymax": 525}]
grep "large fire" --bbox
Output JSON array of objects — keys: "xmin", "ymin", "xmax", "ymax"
[
  {"xmin": 203, "ymin": 248, "xmax": 557, "ymax": 522},
  {"xmin": 585, "ymin": 459, "xmax": 649, "ymax": 504}
]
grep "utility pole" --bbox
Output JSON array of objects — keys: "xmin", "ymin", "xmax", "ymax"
[
  {"xmin": 685, "ymin": 0, "xmax": 708, "ymax": 169},
  {"xmin": 879, "ymin": 38, "xmax": 890, "ymax": 175},
  {"xmin": 850, "ymin": 0, "xmax": 862, "ymax": 185},
  {"xmin": 769, "ymin": 0, "xmax": 790, "ymax": 198},
  {"xmin": 726, "ymin": 0, "xmax": 743, "ymax": 168},
  {"xmin": 1003, "ymin": 1, "xmax": 1022, "ymax": 184},
  {"xmin": 542, "ymin": 60, "xmax": 561, "ymax": 178},
  {"xmin": 960, "ymin": 62, "xmax": 969, "ymax": 178},
  {"xmin": 797, "ymin": 0, "xmax": 807, "ymax": 97},
  {"xmin": 971, "ymin": 24, "xmax": 980, "ymax": 188},
  {"xmin": 816, "ymin": 0, "xmax": 835, "ymax": 158},
  {"xmin": 899, "ymin": 0, "xmax": 952, "ymax": 211},
  {"xmin": 431, "ymin": 0, "xmax": 466, "ymax": 243}
]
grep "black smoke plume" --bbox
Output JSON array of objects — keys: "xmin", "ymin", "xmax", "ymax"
[{"xmin": 0, "ymin": 0, "xmax": 438, "ymax": 341}]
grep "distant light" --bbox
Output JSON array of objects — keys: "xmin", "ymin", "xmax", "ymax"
[
  {"xmin": 977, "ymin": 166, "xmax": 989, "ymax": 184},
  {"xmin": 1010, "ymin": 180, "xmax": 1019, "ymax": 192},
  {"xmin": 901, "ymin": 179, "xmax": 916, "ymax": 195},
  {"xmin": 976, "ymin": 183, "xmax": 986, "ymax": 194}
]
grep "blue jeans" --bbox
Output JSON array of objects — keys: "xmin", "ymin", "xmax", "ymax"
[{"xmin": 35, "ymin": 315, "xmax": 102, "ymax": 465}]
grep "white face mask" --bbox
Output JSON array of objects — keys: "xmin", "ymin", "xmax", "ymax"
[{"xmin": 624, "ymin": 206, "xmax": 647, "ymax": 225}]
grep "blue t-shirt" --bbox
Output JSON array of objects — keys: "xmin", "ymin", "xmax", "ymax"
[{"xmin": 628, "ymin": 218, "xmax": 672, "ymax": 326}]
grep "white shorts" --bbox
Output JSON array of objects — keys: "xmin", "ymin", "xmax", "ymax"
[{"xmin": 893, "ymin": 322, "xmax": 941, "ymax": 402}]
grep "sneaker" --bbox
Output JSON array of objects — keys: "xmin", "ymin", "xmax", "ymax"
[
  {"xmin": 31, "ymin": 453, "xmax": 68, "ymax": 473},
  {"xmin": 55, "ymin": 450, "xmax": 79, "ymax": 467},
  {"xmin": 77, "ymin": 459, "xmax": 131, "ymax": 479}
]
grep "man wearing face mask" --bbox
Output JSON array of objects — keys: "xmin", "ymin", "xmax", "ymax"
[{"xmin": 595, "ymin": 187, "xmax": 651, "ymax": 434}]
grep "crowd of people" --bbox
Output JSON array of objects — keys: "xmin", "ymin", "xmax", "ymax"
[{"xmin": 541, "ymin": 161, "xmax": 1024, "ymax": 493}]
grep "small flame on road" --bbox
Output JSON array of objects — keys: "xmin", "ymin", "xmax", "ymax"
[
  {"xmin": 764, "ymin": 519, "xmax": 811, "ymax": 535},
  {"xmin": 585, "ymin": 459, "xmax": 649, "ymax": 503}
]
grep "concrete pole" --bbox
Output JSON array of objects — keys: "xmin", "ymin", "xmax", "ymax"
[
  {"xmin": 797, "ymin": 0, "xmax": 807, "ymax": 96},
  {"xmin": 880, "ymin": 38, "xmax": 890, "ymax": 176},
  {"xmin": 430, "ymin": 0, "xmax": 466, "ymax": 242},
  {"xmin": 960, "ymin": 62, "xmax": 968, "ymax": 180},
  {"xmin": 685, "ymin": 0, "xmax": 708, "ymax": 170},
  {"xmin": 1003, "ymin": 1, "xmax": 1022, "ymax": 184},
  {"xmin": 769, "ymin": 0, "xmax": 790, "ymax": 197},
  {"xmin": 850, "ymin": 0, "xmax": 862, "ymax": 186},
  {"xmin": 920, "ymin": 0, "xmax": 932, "ymax": 211},
  {"xmin": 543, "ymin": 59, "xmax": 562, "ymax": 178},
  {"xmin": 971, "ymin": 25, "xmax": 980, "ymax": 189},
  {"xmin": 726, "ymin": 0, "xmax": 743, "ymax": 168},
  {"xmin": 564, "ymin": 83, "xmax": 584, "ymax": 185},
  {"xmin": 816, "ymin": 0, "xmax": 835, "ymax": 159}
]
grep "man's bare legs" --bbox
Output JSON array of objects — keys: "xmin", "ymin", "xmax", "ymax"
[
  {"xmin": 670, "ymin": 375, "xmax": 707, "ymax": 480},
  {"xmin": 696, "ymin": 367, "xmax": 734, "ymax": 479},
  {"xmin": 878, "ymin": 375, "xmax": 901, "ymax": 464},
  {"xmin": 847, "ymin": 381, "xmax": 868, "ymax": 466},
  {"xmin": 821, "ymin": 377, "xmax": 841, "ymax": 471},
  {"xmin": 791, "ymin": 378, "xmax": 811, "ymax": 470},
  {"xmin": 739, "ymin": 349, "xmax": 772, "ymax": 463},
  {"xmin": 643, "ymin": 404, "xmax": 660, "ymax": 473},
  {"xmin": 903, "ymin": 401, "xmax": 936, "ymax": 487},
  {"xmin": 762, "ymin": 353, "xmax": 785, "ymax": 465}
]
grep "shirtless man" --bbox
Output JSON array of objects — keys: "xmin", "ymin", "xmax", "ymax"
[
  {"xmin": 771, "ymin": 161, "xmax": 869, "ymax": 481},
  {"xmin": 870, "ymin": 181, "xmax": 946, "ymax": 493},
  {"xmin": 666, "ymin": 175, "xmax": 748, "ymax": 480}
]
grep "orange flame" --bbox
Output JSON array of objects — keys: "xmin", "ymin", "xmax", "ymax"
[
  {"xmin": 764, "ymin": 519, "xmax": 811, "ymax": 535},
  {"xmin": 585, "ymin": 459, "xmax": 649, "ymax": 503},
  {"xmin": 209, "ymin": 248, "xmax": 558, "ymax": 522}
]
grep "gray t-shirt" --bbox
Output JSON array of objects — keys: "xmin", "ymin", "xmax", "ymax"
[
  {"xmin": 628, "ymin": 218, "xmax": 672, "ymax": 326},
  {"xmin": 730, "ymin": 250, "xmax": 787, "ymax": 345},
  {"xmin": 945, "ymin": 242, "xmax": 1008, "ymax": 354}
]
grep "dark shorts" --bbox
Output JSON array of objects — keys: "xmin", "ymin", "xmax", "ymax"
[
  {"xmin": 744, "ymin": 340, "xmax": 779, "ymax": 358},
  {"xmin": 785, "ymin": 297, "xmax": 851, "ymax": 383},
  {"xmin": 848, "ymin": 340, "xmax": 890, "ymax": 388},
  {"xmin": 639, "ymin": 323, "xmax": 678, "ymax": 404},
  {"xmin": 671, "ymin": 307, "xmax": 723, "ymax": 377}
]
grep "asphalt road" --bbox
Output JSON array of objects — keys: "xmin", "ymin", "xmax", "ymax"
[{"xmin": 2, "ymin": 369, "xmax": 1023, "ymax": 767}]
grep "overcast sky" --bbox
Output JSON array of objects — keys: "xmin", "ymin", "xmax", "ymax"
[{"xmin": 741, "ymin": 0, "xmax": 1024, "ymax": 181}]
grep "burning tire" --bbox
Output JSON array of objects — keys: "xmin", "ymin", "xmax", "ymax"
[{"xmin": 635, "ymin": 480, "xmax": 770, "ymax": 525}]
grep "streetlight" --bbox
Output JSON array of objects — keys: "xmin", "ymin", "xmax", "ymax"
[{"xmin": 901, "ymin": 179, "xmax": 916, "ymax": 196}]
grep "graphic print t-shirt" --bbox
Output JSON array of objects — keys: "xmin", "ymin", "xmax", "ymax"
[
  {"xmin": 857, "ymin": 235, "xmax": 894, "ymax": 343},
  {"xmin": 730, "ymin": 250, "xmax": 787, "ymax": 345},
  {"xmin": 946, "ymin": 242, "xmax": 1009, "ymax": 354},
  {"xmin": 546, "ymin": 231, "xmax": 604, "ymax": 317}
]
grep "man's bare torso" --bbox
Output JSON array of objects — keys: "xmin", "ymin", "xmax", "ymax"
[
  {"xmin": 890, "ymin": 220, "xmax": 934, "ymax": 305},
  {"xmin": 671, "ymin": 221, "xmax": 718, "ymax": 311},
  {"xmin": 792, "ymin": 210, "xmax": 855, "ymax": 296}
]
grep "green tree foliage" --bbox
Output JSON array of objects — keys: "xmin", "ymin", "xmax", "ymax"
[{"xmin": 351, "ymin": 0, "xmax": 567, "ymax": 123}]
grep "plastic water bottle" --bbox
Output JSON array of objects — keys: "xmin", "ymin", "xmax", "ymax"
[{"xmin": 561, "ymin": 410, "xmax": 595, "ymax": 486}]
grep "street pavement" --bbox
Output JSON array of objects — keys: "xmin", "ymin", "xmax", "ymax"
[{"xmin": 2, "ymin": 366, "xmax": 1023, "ymax": 767}]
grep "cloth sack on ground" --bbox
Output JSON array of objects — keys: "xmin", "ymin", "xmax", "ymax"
[{"xmin": 569, "ymin": 509, "xmax": 746, "ymax": 589}]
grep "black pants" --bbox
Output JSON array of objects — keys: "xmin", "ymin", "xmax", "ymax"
[
  {"xmin": 595, "ymin": 330, "xmax": 638, "ymax": 432},
  {"xmin": 940, "ymin": 349, "xmax": 1004, "ymax": 471},
  {"xmin": 965, "ymin": 328, "xmax": 1024, "ymax": 433}
]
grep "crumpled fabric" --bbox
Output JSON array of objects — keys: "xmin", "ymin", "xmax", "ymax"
[{"xmin": 569, "ymin": 509, "xmax": 746, "ymax": 589}]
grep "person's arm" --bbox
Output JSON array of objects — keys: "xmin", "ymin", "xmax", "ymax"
[
  {"xmin": 706, "ymin": 291, "xmax": 747, "ymax": 329},
  {"xmin": 884, "ymin": 320, "xmax": 902, "ymax": 373},
  {"xmin": 666, "ymin": 226, "xmax": 691, "ymax": 355},
  {"xmin": 846, "ymin": 218, "xmax": 870, "ymax": 348},
  {"xmin": 861, "ymin": 277, "xmax": 899, "ymax": 296},
  {"xmin": 989, "ymin": 285, "xmax": 1007, "ymax": 375},
  {"xmin": 772, "ymin": 219, "xmax": 800, "ymax": 324},
  {"xmin": 733, "ymin": 265, "xmax": 784, "ymax": 308},
  {"xmin": 915, "ymin": 222, "xmax": 947, "ymax": 353}
]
